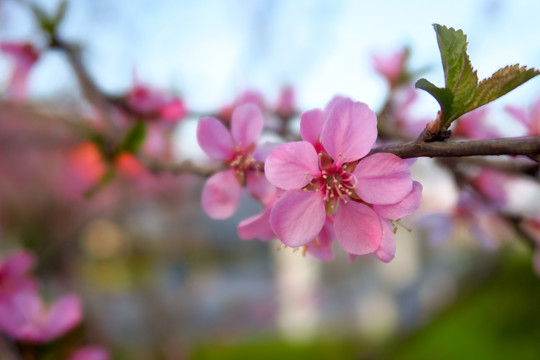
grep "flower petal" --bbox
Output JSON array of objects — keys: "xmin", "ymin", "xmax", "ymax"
[
  {"xmin": 238, "ymin": 207, "xmax": 275, "ymax": 241},
  {"xmin": 375, "ymin": 219, "xmax": 396, "ymax": 263},
  {"xmin": 0, "ymin": 291, "xmax": 41, "ymax": 341},
  {"xmin": 323, "ymin": 95, "xmax": 348, "ymax": 114},
  {"xmin": 306, "ymin": 219, "xmax": 335, "ymax": 261},
  {"xmin": 321, "ymin": 98, "xmax": 377, "ymax": 164},
  {"xmin": 252, "ymin": 142, "xmax": 278, "ymax": 162},
  {"xmin": 265, "ymin": 141, "xmax": 320, "ymax": 190},
  {"xmin": 334, "ymin": 201, "xmax": 382, "ymax": 255},
  {"xmin": 505, "ymin": 105, "xmax": 531, "ymax": 129},
  {"xmin": 373, "ymin": 181, "xmax": 423, "ymax": 220},
  {"xmin": 300, "ymin": 109, "xmax": 324, "ymax": 145},
  {"xmin": 270, "ymin": 190, "xmax": 326, "ymax": 248},
  {"xmin": 246, "ymin": 171, "xmax": 276, "ymax": 207},
  {"xmin": 201, "ymin": 170, "xmax": 241, "ymax": 219},
  {"xmin": 231, "ymin": 103, "xmax": 264, "ymax": 147},
  {"xmin": 3, "ymin": 251, "xmax": 35, "ymax": 277},
  {"xmin": 197, "ymin": 116, "xmax": 234, "ymax": 160},
  {"xmin": 354, "ymin": 153, "xmax": 412, "ymax": 205},
  {"xmin": 69, "ymin": 346, "xmax": 109, "ymax": 360},
  {"xmin": 44, "ymin": 295, "xmax": 83, "ymax": 342}
]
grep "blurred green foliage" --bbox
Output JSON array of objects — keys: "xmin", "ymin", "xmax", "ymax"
[
  {"xmin": 386, "ymin": 252, "xmax": 540, "ymax": 360},
  {"xmin": 190, "ymin": 252, "xmax": 540, "ymax": 360}
]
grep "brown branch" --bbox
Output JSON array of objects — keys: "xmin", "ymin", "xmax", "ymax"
[
  {"xmin": 49, "ymin": 36, "xmax": 120, "ymax": 138},
  {"xmin": 448, "ymin": 157, "xmax": 539, "ymax": 179},
  {"xmin": 137, "ymin": 154, "xmax": 224, "ymax": 178},
  {"xmin": 370, "ymin": 137, "xmax": 540, "ymax": 159}
]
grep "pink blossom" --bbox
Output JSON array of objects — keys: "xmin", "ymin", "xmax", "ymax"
[
  {"xmin": 65, "ymin": 142, "xmax": 106, "ymax": 186},
  {"xmin": 237, "ymin": 188, "xmax": 279, "ymax": 242},
  {"xmin": 419, "ymin": 190, "xmax": 504, "ymax": 249},
  {"xmin": 197, "ymin": 103, "xmax": 273, "ymax": 219},
  {"xmin": 69, "ymin": 346, "xmax": 109, "ymax": 360},
  {"xmin": 470, "ymin": 169, "xmax": 508, "ymax": 209},
  {"xmin": 372, "ymin": 48, "xmax": 407, "ymax": 87},
  {"xmin": 0, "ymin": 290, "xmax": 82, "ymax": 343},
  {"xmin": 0, "ymin": 42, "xmax": 40, "ymax": 102},
  {"xmin": 275, "ymin": 85, "xmax": 296, "ymax": 118},
  {"xmin": 114, "ymin": 152, "xmax": 145, "ymax": 178},
  {"xmin": 218, "ymin": 90, "xmax": 266, "ymax": 123},
  {"xmin": 505, "ymin": 97, "xmax": 540, "ymax": 136},
  {"xmin": 389, "ymin": 86, "xmax": 431, "ymax": 137},
  {"xmin": 237, "ymin": 186, "xmax": 337, "ymax": 262},
  {"xmin": 0, "ymin": 251, "xmax": 37, "ymax": 298},
  {"xmin": 265, "ymin": 97, "xmax": 421, "ymax": 261},
  {"xmin": 126, "ymin": 79, "xmax": 187, "ymax": 122},
  {"xmin": 304, "ymin": 217, "xmax": 335, "ymax": 261},
  {"xmin": 452, "ymin": 108, "xmax": 500, "ymax": 139}
]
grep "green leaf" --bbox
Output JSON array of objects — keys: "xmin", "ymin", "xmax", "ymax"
[
  {"xmin": 434, "ymin": 24, "xmax": 477, "ymax": 93},
  {"xmin": 120, "ymin": 121, "xmax": 147, "ymax": 154},
  {"xmin": 433, "ymin": 24, "xmax": 479, "ymax": 127},
  {"xmin": 415, "ymin": 78, "xmax": 454, "ymax": 118},
  {"xmin": 464, "ymin": 65, "xmax": 540, "ymax": 114},
  {"xmin": 53, "ymin": 0, "xmax": 69, "ymax": 27},
  {"xmin": 417, "ymin": 24, "xmax": 540, "ymax": 134},
  {"xmin": 29, "ymin": 1, "xmax": 68, "ymax": 38},
  {"xmin": 30, "ymin": 5, "xmax": 55, "ymax": 35}
]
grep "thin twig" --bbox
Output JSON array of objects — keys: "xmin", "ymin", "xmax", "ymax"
[{"xmin": 137, "ymin": 154, "xmax": 224, "ymax": 178}]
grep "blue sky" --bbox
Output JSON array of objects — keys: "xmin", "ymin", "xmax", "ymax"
[{"xmin": 1, "ymin": 0, "xmax": 540, "ymax": 123}]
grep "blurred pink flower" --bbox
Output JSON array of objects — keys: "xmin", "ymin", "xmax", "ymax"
[
  {"xmin": 265, "ymin": 97, "xmax": 421, "ymax": 261},
  {"xmin": 505, "ymin": 97, "xmax": 540, "ymax": 136},
  {"xmin": 390, "ymin": 86, "xmax": 430, "ymax": 137},
  {"xmin": 62, "ymin": 142, "xmax": 107, "ymax": 198},
  {"xmin": 0, "ymin": 41, "xmax": 40, "ymax": 102},
  {"xmin": 65, "ymin": 142, "xmax": 106, "ymax": 184},
  {"xmin": 69, "ymin": 346, "xmax": 110, "ymax": 360},
  {"xmin": 0, "ymin": 290, "xmax": 82, "ymax": 343},
  {"xmin": 0, "ymin": 251, "xmax": 37, "ymax": 297},
  {"xmin": 126, "ymin": 79, "xmax": 187, "ymax": 122},
  {"xmin": 275, "ymin": 85, "xmax": 296, "ymax": 118},
  {"xmin": 218, "ymin": 90, "xmax": 266, "ymax": 123},
  {"xmin": 419, "ymin": 190, "xmax": 504, "ymax": 249},
  {"xmin": 197, "ymin": 103, "xmax": 274, "ymax": 219},
  {"xmin": 114, "ymin": 152, "xmax": 145, "ymax": 178},
  {"xmin": 453, "ymin": 107, "xmax": 499, "ymax": 139},
  {"xmin": 470, "ymin": 169, "xmax": 508, "ymax": 209},
  {"xmin": 372, "ymin": 48, "xmax": 407, "ymax": 87}
]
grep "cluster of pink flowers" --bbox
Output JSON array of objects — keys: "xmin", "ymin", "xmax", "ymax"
[
  {"xmin": 125, "ymin": 76, "xmax": 187, "ymax": 122},
  {"xmin": 197, "ymin": 95, "xmax": 422, "ymax": 262},
  {"xmin": 197, "ymin": 103, "xmax": 274, "ymax": 219},
  {"xmin": 0, "ymin": 250, "xmax": 108, "ymax": 358},
  {"xmin": 265, "ymin": 97, "xmax": 422, "ymax": 261},
  {"xmin": 0, "ymin": 250, "xmax": 81, "ymax": 343}
]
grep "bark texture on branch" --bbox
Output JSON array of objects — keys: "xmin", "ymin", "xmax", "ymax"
[{"xmin": 369, "ymin": 137, "xmax": 540, "ymax": 159}]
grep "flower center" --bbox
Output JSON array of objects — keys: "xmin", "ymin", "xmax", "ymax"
[
  {"xmin": 228, "ymin": 151, "xmax": 255, "ymax": 171},
  {"xmin": 303, "ymin": 152, "xmax": 359, "ymax": 213},
  {"xmin": 316, "ymin": 164, "xmax": 358, "ymax": 205},
  {"xmin": 225, "ymin": 144, "xmax": 262, "ymax": 185}
]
